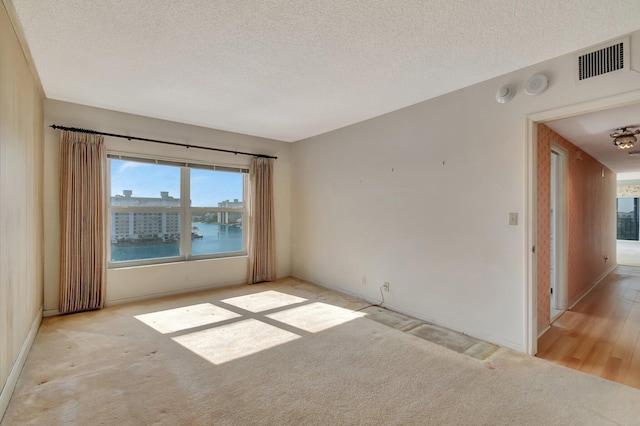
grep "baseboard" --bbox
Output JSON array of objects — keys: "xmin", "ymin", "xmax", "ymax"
[
  {"xmin": 0, "ymin": 306, "xmax": 42, "ymax": 421},
  {"xmin": 376, "ymin": 300, "xmax": 525, "ymax": 352},
  {"xmin": 568, "ymin": 263, "xmax": 617, "ymax": 311},
  {"xmin": 43, "ymin": 274, "xmax": 293, "ymax": 316},
  {"xmin": 43, "ymin": 308, "xmax": 59, "ymax": 317},
  {"xmin": 537, "ymin": 323, "xmax": 551, "ymax": 338},
  {"xmin": 105, "ymin": 279, "xmax": 250, "ymax": 307},
  {"xmin": 290, "ymin": 274, "xmax": 381, "ymax": 306},
  {"xmin": 290, "ymin": 274, "xmax": 525, "ymax": 353}
]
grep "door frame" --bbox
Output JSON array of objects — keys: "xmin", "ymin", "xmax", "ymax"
[
  {"xmin": 550, "ymin": 145, "xmax": 568, "ymax": 313},
  {"xmin": 525, "ymin": 89, "xmax": 640, "ymax": 355}
]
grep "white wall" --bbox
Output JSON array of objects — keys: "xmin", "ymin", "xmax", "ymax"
[
  {"xmin": 44, "ymin": 100, "xmax": 292, "ymax": 312},
  {"xmin": 291, "ymin": 31, "xmax": 640, "ymax": 351},
  {"xmin": 0, "ymin": 1, "xmax": 44, "ymax": 417}
]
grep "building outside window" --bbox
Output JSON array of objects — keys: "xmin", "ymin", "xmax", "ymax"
[{"xmin": 109, "ymin": 156, "xmax": 247, "ymax": 267}]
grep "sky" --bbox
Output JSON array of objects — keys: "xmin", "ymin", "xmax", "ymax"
[{"xmin": 110, "ymin": 159, "xmax": 243, "ymax": 206}]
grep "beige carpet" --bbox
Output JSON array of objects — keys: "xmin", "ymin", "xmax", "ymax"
[{"xmin": 3, "ymin": 278, "xmax": 640, "ymax": 425}]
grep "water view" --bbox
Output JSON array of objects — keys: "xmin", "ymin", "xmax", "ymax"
[{"xmin": 111, "ymin": 222, "xmax": 243, "ymax": 262}]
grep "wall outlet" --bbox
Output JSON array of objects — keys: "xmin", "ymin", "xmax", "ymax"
[
  {"xmin": 383, "ymin": 282, "xmax": 390, "ymax": 292},
  {"xmin": 361, "ymin": 275, "xmax": 367, "ymax": 285}
]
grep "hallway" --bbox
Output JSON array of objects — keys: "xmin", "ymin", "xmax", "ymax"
[{"xmin": 537, "ymin": 266, "xmax": 640, "ymax": 389}]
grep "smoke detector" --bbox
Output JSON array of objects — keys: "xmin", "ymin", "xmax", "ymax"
[{"xmin": 495, "ymin": 85, "xmax": 516, "ymax": 103}]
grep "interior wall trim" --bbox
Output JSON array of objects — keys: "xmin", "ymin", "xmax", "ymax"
[
  {"xmin": 0, "ymin": 306, "xmax": 42, "ymax": 421},
  {"xmin": 568, "ymin": 263, "xmax": 617, "ymax": 311}
]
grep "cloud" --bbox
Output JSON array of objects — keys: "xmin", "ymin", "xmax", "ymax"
[{"xmin": 116, "ymin": 161, "xmax": 144, "ymax": 174}]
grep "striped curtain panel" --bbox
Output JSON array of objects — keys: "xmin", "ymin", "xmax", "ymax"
[
  {"xmin": 59, "ymin": 130, "xmax": 107, "ymax": 313},
  {"xmin": 247, "ymin": 157, "xmax": 276, "ymax": 284}
]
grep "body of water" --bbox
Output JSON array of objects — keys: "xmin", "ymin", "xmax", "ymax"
[{"xmin": 111, "ymin": 222, "xmax": 243, "ymax": 262}]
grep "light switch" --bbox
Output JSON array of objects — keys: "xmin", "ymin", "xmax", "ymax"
[{"xmin": 509, "ymin": 212, "xmax": 518, "ymax": 226}]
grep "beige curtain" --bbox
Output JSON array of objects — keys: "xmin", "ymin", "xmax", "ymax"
[
  {"xmin": 59, "ymin": 130, "xmax": 107, "ymax": 313},
  {"xmin": 247, "ymin": 157, "xmax": 276, "ymax": 284}
]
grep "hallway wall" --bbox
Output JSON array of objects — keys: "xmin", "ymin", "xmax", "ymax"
[{"xmin": 536, "ymin": 124, "xmax": 617, "ymax": 331}]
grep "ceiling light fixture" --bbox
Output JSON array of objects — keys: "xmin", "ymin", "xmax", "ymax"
[{"xmin": 611, "ymin": 127, "xmax": 640, "ymax": 150}]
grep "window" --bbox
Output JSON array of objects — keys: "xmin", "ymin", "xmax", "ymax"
[
  {"xmin": 109, "ymin": 155, "xmax": 247, "ymax": 267},
  {"xmin": 617, "ymin": 197, "xmax": 639, "ymax": 241}
]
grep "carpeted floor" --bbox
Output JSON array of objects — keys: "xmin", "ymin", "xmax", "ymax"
[{"xmin": 3, "ymin": 277, "xmax": 640, "ymax": 425}]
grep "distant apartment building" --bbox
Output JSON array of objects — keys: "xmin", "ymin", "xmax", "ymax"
[
  {"xmin": 217, "ymin": 199, "xmax": 243, "ymax": 225},
  {"xmin": 192, "ymin": 199, "xmax": 243, "ymax": 225},
  {"xmin": 111, "ymin": 190, "xmax": 180, "ymax": 242}
]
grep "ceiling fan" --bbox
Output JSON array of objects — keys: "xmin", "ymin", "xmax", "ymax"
[{"xmin": 611, "ymin": 126, "xmax": 640, "ymax": 150}]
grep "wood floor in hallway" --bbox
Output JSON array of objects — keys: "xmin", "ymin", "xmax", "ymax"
[{"xmin": 537, "ymin": 266, "xmax": 640, "ymax": 389}]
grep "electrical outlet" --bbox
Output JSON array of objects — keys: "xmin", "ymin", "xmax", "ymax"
[
  {"xmin": 383, "ymin": 282, "xmax": 390, "ymax": 292},
  {"xmin": 361, "ymin": 275, "xmax": 367, "ymax": 286}
]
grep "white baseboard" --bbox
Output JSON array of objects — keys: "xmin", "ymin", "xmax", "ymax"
[
  {"xmin": 43, "ymin": 274, "xmax": 293, "ymax": 316},
  {"xmin": 0, "ymin": 306, "xmax": 42, "ymax": 421},
  {"xmin": 538, "ymin": 324, "xmax": 551, "ymax": 338},
  {"xmin": 43, "ymin": 308, "xmax": 59, "ymax": 317},
  {"xmin": 291, "ymin": 274, "xmax": 525, "ymax": 353},
  {"xmin": 106, "ymin": 273, "xmax": 292, "ymax": 307},
  {"xmin": 105, "ymin": 279, "xmax": 250, "ymax": 307},
  {"xmin": 568, "ymin": 263, "xmax": 617, "ymax": 310}
]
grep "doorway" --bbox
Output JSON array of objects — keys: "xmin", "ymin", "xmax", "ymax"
[{"xmin": 526, "ymin": 90, "xmax": 640, "ymax": 355}]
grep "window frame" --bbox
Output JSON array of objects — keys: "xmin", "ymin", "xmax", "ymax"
[{"xmin": 107, "ymin": 152, "xmax": 248, "ymax": 269}]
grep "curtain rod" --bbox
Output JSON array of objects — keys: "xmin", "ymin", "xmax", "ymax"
[{"xmin": 49, "ymin": 125, "xmax": 278, "ymax": 160}]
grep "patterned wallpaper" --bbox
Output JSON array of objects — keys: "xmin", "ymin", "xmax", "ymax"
[
  {"xmin": 536, "ymin": 124, "xmax": 617, "ymax": 333},
  {"xmin": 617, "ymin": 183, "xmax": 640, "ymax": 198},
  {"xmin": 536, "ymin": 125, "xmax": 552, "ymax": 332}
]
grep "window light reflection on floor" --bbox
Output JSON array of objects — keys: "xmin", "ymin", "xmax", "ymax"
[
  {"xmin": 266, "ymin": 302, "xmax": 364, "ymax": 333},
  {"xmin": 135, "ymin": 291, "xmax": 363, "ymax": 366},
  {"xmin": 221, "ymin": 290, "xmax": 307, "ymax": 313},
  {"xmin": 134, "ymin": 303, "xmax": 240, "ymax": 334},
  {"xmin": 172, "ymin": 318, "xmax": 300, "ymax": 365}
]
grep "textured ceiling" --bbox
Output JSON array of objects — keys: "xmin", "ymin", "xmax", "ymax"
[
  {"xmin": 11, "ymin": 0, "xmax": 640, "ymax": 142},
  {"xmin": 546, "ymin": 102, "xmax": 640, "ymax": 174}
]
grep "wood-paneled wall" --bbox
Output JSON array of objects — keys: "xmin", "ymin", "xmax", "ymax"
[{"xmin": 0, "ymin": 0, "xmax": 44, "ymax": 416}]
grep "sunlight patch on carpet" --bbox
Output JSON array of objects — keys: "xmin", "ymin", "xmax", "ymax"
[
  {"xmin": 222, "ymin": 290, "xmax": 308, "ymax": 312},
  {"xmin": 172, "ymin": 318, "xmax": 300, "ymax": 364},
  {"xmin": 135, "ymin": 303, "xmax": 240, "ymax": 334},
  {"xmin": 266, "ymin": 302, "xmax": 364, "ymax": 333}
]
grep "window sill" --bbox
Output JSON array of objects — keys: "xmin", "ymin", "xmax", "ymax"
[{"xmin": 108, "ymin": 252, "xmax": 248, "ymax": 269}]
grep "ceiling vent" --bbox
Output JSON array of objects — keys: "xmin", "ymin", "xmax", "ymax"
[{"xmin": 575, "ymin": 36, "xmax": 629, "ymax": 82}]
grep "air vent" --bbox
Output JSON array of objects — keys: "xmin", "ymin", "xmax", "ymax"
[{"xmin": 576, "ymin": 37, "xmax": 629, "ymax": 82}]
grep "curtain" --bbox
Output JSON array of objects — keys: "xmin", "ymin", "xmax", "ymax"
[
  {"xmin": 247, "ymin": 157, "xmax": 276, "ymax": 284},
  {"xmin": 59, "ymin": 130, "xmax": 107, "ymax": 313}
]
